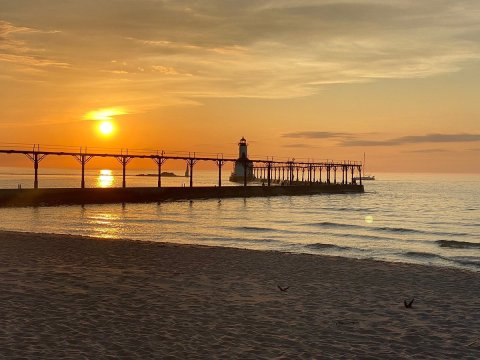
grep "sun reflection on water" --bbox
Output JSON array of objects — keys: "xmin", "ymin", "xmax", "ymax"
[
  {"xmin": 97, "ymin": 169, "xmax": 115, "ymax": 188},
  {"xmin": 89, "ymin": 212, "xmax": 121, "ymax": 239}
]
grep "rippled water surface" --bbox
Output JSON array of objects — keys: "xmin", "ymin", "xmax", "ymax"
[{"xmin": 0, "ymin": 169, "xmax": 479, "ymax": 271}]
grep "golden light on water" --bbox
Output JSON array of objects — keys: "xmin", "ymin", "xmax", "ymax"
[
  {"xmin": 97, "ymin": 169, "xmax": 114, "ymax": 188},
  {"xmin": 365, "ymin": 215, "xmax": 374, "ymax": 224},
  {"xmin": 88, "ymin": 212, "xmax": 121, "ymax": 239}
]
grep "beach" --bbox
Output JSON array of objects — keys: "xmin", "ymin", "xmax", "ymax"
[{"xmin": 0, "ymin": 231, "xmax": 479, "ymax": 359}]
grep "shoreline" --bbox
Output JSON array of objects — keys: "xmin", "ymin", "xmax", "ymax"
[
  {"xmin": 1, "ymin": 228, "xmax": 478, "ymax": 274},
  {"xmin": 2, "ymin": 227, "xmax": 478, "ymax": 274},
  {"xmin": 1, "ymin": 230, "xmax": 479, "ymax": 358}
]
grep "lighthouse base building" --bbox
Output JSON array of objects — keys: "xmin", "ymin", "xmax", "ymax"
[{"xmin": 229, "ymin": 137, "xmax": 254, "ymax": 183}]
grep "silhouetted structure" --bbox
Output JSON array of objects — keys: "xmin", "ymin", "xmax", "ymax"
[
  {"xmin": 229, "ymin": 137, "xmax": 254, "ymax": 185},
  {"xmin": 0, "ymin": 143, "xmax": 364, "ymax": 191}
]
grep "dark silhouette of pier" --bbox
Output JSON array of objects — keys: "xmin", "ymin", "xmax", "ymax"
[{"xmin": 0, "ymin": 143, "xmax": 364, "ymax": 206}]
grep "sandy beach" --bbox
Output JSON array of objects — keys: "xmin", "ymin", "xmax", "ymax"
[{"xmin": 0, "ymin": 230, "xmax": 479, "ymax": 359}]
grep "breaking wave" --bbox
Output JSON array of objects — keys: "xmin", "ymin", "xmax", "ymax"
[
  {"xmin": 305, "ymin": 221, "xmax": 363, "ymax": 230},
  {"xmin": 404, "ymin": 251, "xmax": 443, "ymax": 260},
  {"xmin": 436, "ymin": 240, "xmax": 480, "ymax": 249},
  {"xmin": 305, "ymin": 243, "xmax": 351, "ymax": 251}
]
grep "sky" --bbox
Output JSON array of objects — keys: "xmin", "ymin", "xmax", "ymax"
[{"xmin": 0, "ymin": 0, "xmax": 479, "ymax": 172}]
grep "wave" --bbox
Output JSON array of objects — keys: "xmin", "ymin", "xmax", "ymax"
[
  {"xmin": 450, "ymin": 257, "xmax": 480, "ymax": 268},
  {"xmin": 330, "ymin": 232, "xmax": 399, "ymax": 242},
  {"xmin": 377, "ymin": 226, "xmax": 469, "ymax": 237},
  {"xmin": 305, "ymin": 221, "xmax": 472, "ymax": 239},
  {"xmin": 436, "ymin": 240, "xmax": 480, "ymax": 249},
  {"xmin": 377, "ymin": 226, "xmax": 425, "ymax": 234},
  {"xmin": 194, "ymin": 235, "xmax": 280, "ymax": 244},
  {"xmin": 321, "ymin": 207, "xmax": 373, "ymax": 212},
  {"xmin": 232, "ymin": 226, "xmax": 278, "ymax": 233},
  {"xmin": 403, "ymin": 251, "xmax": 443, "ymax": 260},
  {"xmin": 305, "ymin": 243, "xmax": 351, "ymax": 251},
  {"xmin": 305, "ymin": 221, "xmax": 364, "ymax": 230}
]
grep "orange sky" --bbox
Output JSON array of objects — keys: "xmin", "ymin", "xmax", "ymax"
[{"xmin": 0, "ymin": 1, "xmax": 479, "ymax": 173}]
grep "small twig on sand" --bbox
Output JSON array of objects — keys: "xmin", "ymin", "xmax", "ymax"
[{"xmin": 467, "ymin": 338, "xmax": 480, "ymax": 347}]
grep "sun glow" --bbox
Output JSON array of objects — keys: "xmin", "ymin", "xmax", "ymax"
[
  {"xmin": 98, "ymin": 121, "xmax": 114, "ymax": 135},
  {"xmin": 84, "ymin": 107, "xmax": 126, "ymax": 121},
  {"xmin": 85, "ymin": 107, "xmax": 125, "ymax": 137}
]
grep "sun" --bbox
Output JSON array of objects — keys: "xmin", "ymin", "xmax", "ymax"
[
  {"xmin": 98, "ymin": 121, "xmax": 114, "ymax": 136},
  {"xmin": 84, "ymin": 107, "xmax": 126, "ymax": 137}
]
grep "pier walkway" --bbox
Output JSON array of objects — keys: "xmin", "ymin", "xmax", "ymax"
[
  {"xmin": 0, "ymin": 144, "xmax": 364, "ymax": 206},
  {"xmin": 0, "ymin": 144, "xmax": 364, "ymax": 189}
]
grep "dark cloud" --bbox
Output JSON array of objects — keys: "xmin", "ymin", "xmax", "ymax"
[
  {"xmin": 282, "ymin": 131, "xmax": 350, "ymax": 139},
  {"xmin": 404, "ymin": 148, "xmax": 450, "ymax": 153},
  {"xmin": 283, "ymin": 131, "xmax": 480, "ymax": 147},
  {"xmin": 342, "ymin": 133, "xmax": 480, "ymax": 146},
  {"xmin": 283, "ymin": 143, "xmax": 317, "ymax": 148}
]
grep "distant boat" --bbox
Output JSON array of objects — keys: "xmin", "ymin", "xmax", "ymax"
[
  {"xmin": 354, "ymin": 153, "xmax": 375, "ymax": 181},
  {"xmin": 359, "ymin": 174, "xmax": 375, "ymax": 181}
]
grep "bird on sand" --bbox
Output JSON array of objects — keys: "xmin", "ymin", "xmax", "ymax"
[
  {"xmin": 277, "ymin": 285, "xmax": 289, "ymax": 292},
  {"xmin": 404, "ymin": 298, "xmax": 414, "ymax": 308}
]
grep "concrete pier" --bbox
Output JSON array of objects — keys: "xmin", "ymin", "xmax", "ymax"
[{"xmin": 0, "ymin": 184, "xmax": 363, "ymax": 207}]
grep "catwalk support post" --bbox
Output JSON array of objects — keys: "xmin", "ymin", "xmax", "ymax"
[
  {"xmin": 216, "ymin": 157, "xmax": 225, "ymax": 187},
  {"xmin": 115, "ymin": 153, "xmax": 133, "ymax": 188},
  {"xmin": 266, "ymin": 161, "xmax": 272, "ymax": 186},
  {"xmin": 73, "ymin": 151, "xmax": 94, "ymax": 189},
  {"xmin": 25, "ymin": 145, "xmax": 47, "ymax": 189},
  {"xmin": 186, "ymin": 155, "xmax": 197, "ymax": 188},
  {"xmin": 153, "ymin": 152, "xmax": 166, "ymax": 188}
]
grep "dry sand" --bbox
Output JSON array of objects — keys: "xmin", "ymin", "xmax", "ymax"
[{"xmin": 0, "ymin": 230, "xmax": 479, "ymax": 359}]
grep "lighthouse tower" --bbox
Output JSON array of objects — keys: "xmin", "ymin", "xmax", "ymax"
[
  {"xmin": 238, "ymin": 137, "xmax": 248, "ymax": 159},
  {"xmin": 229, "ymin": 137, "xmax": 254, "ymax": 183}
]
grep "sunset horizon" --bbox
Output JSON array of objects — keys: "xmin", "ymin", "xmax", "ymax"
[
  {"xmin": 1, "ymin": 2, "xmax": 480, "ymax": 358},
  {"xmin": 1, "ymin": 0, "xmax": 479, "ymax": 173}
]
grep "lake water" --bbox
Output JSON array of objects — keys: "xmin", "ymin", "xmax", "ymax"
[{"xmin": 0, "ymin": 168, "xmax": 479, "ymax": 272}]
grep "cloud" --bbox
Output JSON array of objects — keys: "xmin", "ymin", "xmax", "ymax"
[
  {"xmin": 283, "ymin": 131, "xmax": 480, "ymax": 147},
  {"xmin": 342, "ymin": 133, "xmax": 480, "ymax": 146},
  {"xmin": 1, "ymin": 0, "xmax": 480, "ymax": 105},
  {"xmin": 283, "ymin": 143, "xmax": 318, "ymax": 148},
  {"xmin": 0, "ymin": 20, "xmax": 68, "ymax": 70},
  {"xmin": 404, "ymin": 148, "xmax": 450, "ymax": 153},
  {"xmin": 282, "ymin": 131, "xmax": 351, "ymax": 139}
]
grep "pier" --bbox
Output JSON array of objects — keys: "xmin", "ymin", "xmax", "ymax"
[{"xmin": 0, "ymin": 141, "xmax": 364, "ymax": 206}]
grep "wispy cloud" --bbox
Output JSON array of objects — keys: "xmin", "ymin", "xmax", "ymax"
[
  {"xmin": 0, "ymin": 20, "xmax": 68, "ymax": 70},
  {"xmin": 283, "ymin": 143, "xmax": 319, "ymax": 148},
  {"xmin": 404, "ymin": 148, "xmax": 450, "ymax": 153},
  {"xmin": 283, "ymin": 131, "xmax": 480, "ymax": 147},
  {"xmin": 282, "ymin": 131, "xmax": 351, "ymax": 139},
  {"xmin": 1, "ymin": 0, "xmax": 480, "ymax": 103},
  {"xmin": 342, "ymin": 133, "xmax": 480, "ymax": 146}
]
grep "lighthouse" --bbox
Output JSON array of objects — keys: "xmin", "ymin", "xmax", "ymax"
[
  {"xmin": 238, "ymin": 137, "xmax": 248, "ymax": 158},
  {"xmin": 229, "ymin": 137, "xmax": 254, "ymax": 183}
]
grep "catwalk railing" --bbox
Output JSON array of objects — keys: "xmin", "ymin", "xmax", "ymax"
[{"xmin": 0, "ymin": 145, "xmax": 363, "ymax": 189}]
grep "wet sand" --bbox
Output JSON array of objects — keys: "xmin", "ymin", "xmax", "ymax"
[{"xmin": 0, "ymin": 230, "xmax": 479, "ymax": 359}]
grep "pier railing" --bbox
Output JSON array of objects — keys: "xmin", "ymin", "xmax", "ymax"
[{"xmin": 0, "ymin": 144, "xmax": 363, "ymax": 189}]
